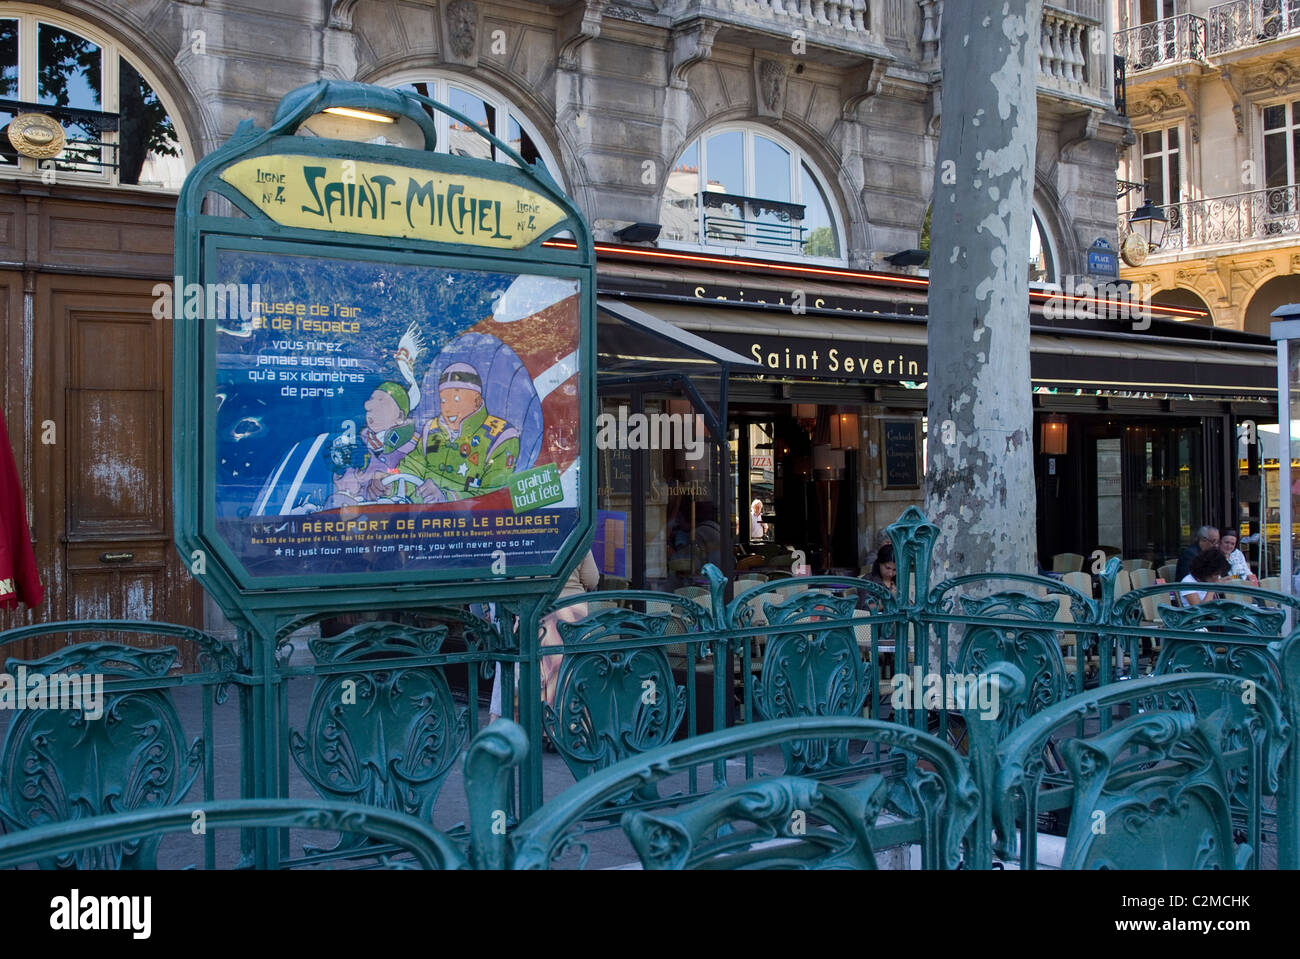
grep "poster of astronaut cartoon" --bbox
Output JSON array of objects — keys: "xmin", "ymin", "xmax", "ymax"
[{"xmin": 213, "ymin": 246, "xmax": 581, "ymax": 576}]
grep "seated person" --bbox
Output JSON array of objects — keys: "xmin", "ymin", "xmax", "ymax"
[
  {"xmin": 1175, "ymin": 525, "xmax": 1219, "ymax": 581},
  {"xmin": 1218, "ymin": 531, "xmax": 1258, "ymax": 585},
  {"xmin": 866, "ymin": 544, "xmax": 897, "ymax": 594},
  {"xmin": 1180, "ymin": 548, "xmax": 1229, "ymax": 606}
]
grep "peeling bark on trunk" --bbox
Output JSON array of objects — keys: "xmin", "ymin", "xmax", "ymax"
[{"xmin": 926, "ymin": 1, "xmax": 1042, "ymax": 583}]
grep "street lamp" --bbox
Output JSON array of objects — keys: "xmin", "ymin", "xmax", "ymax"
[{"xmin": 1128, "ymin": 198, "xmax": 1169, "ymax": 252}]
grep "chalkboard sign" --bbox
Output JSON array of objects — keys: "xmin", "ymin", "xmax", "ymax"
[{"xmin": 881, "ymin": 419, "xmax": 920, "ymax": 489}]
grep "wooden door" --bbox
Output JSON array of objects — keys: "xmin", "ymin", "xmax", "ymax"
[{"xmin": 8, "ymin": 274, "xmax": 200, "ymax": 659}]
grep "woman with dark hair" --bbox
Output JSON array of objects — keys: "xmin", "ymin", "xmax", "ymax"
[
  {"xmin": 1180, "ymin": 548, "xmax": 1230, "ymax": 605},
  {"xmin": 867, "ymin": 543, "xmax": 897, "ymax": 593}
]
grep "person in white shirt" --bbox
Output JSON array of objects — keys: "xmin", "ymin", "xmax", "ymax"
[
  {"xmin": 1180, "ymin": 549, "xmax": 1229, "ymax": 605},
  {"xmin": 749, "ymin": 499, "xmax": 766, "ymax": 540},
  {"xmin": 1217, "ymin": 531, "xmax": 1258, "ymax": 585}
]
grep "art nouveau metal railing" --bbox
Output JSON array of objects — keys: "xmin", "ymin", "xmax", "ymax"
[
  {"xmin": 3, "ymin": 506, "xmax": 1300, "ymax": 869},
  {"xmin": 1115, "ymin": 14, "xmax": 1207, "ymax": 71},
  {"xmin": 1118, "ymin": 184, "xmax": 1300, "ymax": 252},
  {"xmin": 1208, "ymin": 0, "xmax": 1300, "ymax": 54},
  {"xmin": 0, "ymin": 621, "xmax": 239, "ymax": 868}
]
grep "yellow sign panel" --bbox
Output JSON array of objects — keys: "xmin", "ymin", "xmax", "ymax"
[{"xmin": 220, "ymin": 155, "xmax": 566, "ymax": 250}]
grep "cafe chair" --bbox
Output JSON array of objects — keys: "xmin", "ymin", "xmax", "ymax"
[{"xmin": 1051, "ymin": 553, "xmax": 1085, "ymax": 573}]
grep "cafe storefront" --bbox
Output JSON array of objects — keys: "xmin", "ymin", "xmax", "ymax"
[{"xmin": 588, "ymin": 243, "xmax": 1278, "ymax": 589}]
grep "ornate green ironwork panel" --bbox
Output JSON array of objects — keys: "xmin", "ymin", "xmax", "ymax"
[
  {"xmin": 287, "ymin": 619, "xmax": 467, "ymax": 853},
  {"xmin": 0, "ymin": 800, "xmax": 470, "ymax": 870},
  {"xmin": 993, "ymin": 672, "xmax": 1289, "ymax": 870},
  {"xmin": 623, "ymin": 775, "xmax": 888, "ymax": 870},
  {"xmin": 509, "ymin": 717, "xmax": 979, "ymax": 870},
  {"xmin": 542, "ymin": 603, "xmax": 686, "ymax": 798},
  {"xmin": 0, "ymin": 623, "xmax": 236, "ymax": 870},
  {"xmin": 731, "ymin": 580, "xmax": 881, "ymax": 774},
  {"xmin": 1057, "ymin": 712, "xmax": 1248, "ymax": 869}
]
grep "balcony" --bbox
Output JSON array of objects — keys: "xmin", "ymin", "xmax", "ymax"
[
  {"xmin": 1039, "ymin": 6, "xmax": 1100, "ymax": 96},
  {"xmin": 1114, "ymin": 14, "xmax": 1207, "ymax": 73},
  {"xmin": 920, "ymin": 1, "xmax": 1114, "ymax": 110},
  {"xmin": 1119, "ymin": 185, "xmax": 1300, "ymax": 254},
  {"xmin": 662, "ymin": 0, "xmax": 893, "ymax": 66},
  {"xmin": 1208, "ymin": 0, "xmax": 1300, "ymax": 55},
  {"xmin": 700, "ymin": 191, "xmax": 808, "ymax": 251},
  {"xmin": 0, "ymin": 98, "xmax": 121, "ymax": 179}
]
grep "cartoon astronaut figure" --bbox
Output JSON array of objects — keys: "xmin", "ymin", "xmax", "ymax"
[
  {"xmin": 403, "ymin": 362, "xmax": 520, "ymax": 502},
  {"xmin": 327, "ymin": 323, "xmax": 426, "ymax": 505}
]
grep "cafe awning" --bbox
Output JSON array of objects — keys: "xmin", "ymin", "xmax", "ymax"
[
  {"xmin": 602, "ymin": 301, "xmax": 1275, "ymax": 398},
  {"xmin": 597, "ymin": 299, "xmax": 762, "ymax": 370}
]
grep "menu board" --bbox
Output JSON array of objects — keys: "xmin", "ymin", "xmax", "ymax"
[
  {"xmin": 212, "ymin": 246, "xmax": 581, "ymax": 578},
  {"xmin": 882, "ymin": 419, "xmax": 920, "ymax": 489}
]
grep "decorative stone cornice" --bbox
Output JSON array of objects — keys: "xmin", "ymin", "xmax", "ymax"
[
  {"xmin": 669, "ymin": 19, "xmax": 721, "ymax": 89},
  {"xmin": 558, "ymin": 0, "xmax": 609, "ymax": 71},
  {"xmin": 329, "ymin": 0, "xmax": 359, "ymax": 31},
  {"xmin": 1127, "ymin": 88, "xmax": 1186, "ymax": 122},
  {"xmin": 1246, "ymin": 59, "xmax": 1300, "ymax": 92}
]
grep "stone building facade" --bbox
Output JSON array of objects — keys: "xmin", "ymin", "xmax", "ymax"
[
  {"xmin": 0, "ymin": 0, "xmax": 1133, "ymax": 628},
  {"xmin": 1115, "ymin": 0, "xmax": 1300, "ymax": 331},
  {"xmin": 89, "ymin": 0, "xmax": 1127, "ymax": 271}
]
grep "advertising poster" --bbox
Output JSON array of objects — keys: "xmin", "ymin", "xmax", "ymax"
[{"xmin": 212, "ymin": 246, "xmax": 581, "ymax": 577}]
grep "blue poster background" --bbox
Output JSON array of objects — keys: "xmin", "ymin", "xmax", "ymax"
[{"xmin": 211, "ymin": 247, "xmax": 580, "ymax": 577}]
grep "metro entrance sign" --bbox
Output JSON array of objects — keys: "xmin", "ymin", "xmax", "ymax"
[{"xmin": 173, "ymin": 81, "xmax": 595, "ymax": 622}]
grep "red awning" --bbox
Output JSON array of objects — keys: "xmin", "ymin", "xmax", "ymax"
[{"xmin": 0, "ymin": 412, "xmax": 42, "ymax": 609}]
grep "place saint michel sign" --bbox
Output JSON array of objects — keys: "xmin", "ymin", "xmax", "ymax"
[{"xmin": 221, "ymin": 154, "xmax": 568, "ymax": 250}]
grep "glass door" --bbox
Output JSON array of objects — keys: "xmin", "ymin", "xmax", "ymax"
[{"xmin": 1121, "ymin": 422, "xmax": 1205, "ymax": 564}]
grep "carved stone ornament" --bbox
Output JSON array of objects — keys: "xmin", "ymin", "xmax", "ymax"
[
  {"xmin": 8, "ymin": 113, "xmax": 65, "ymax": 159},
  {"xmin": 1247, "ymin": 59, "xmax": 1299, "ymax": 92},
  {"xmin": 445, "ymin": 0, "xmax": 478, "ymax": 60},
  {"xmin": 757, "ymin": 59, "xmax": 787, "ymax": 116},
  {"xmin": 1131, "ymin": 89, "xmax": 1184, "ymax": 121}
]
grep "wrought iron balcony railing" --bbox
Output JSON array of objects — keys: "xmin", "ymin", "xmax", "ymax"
[
  {"xmin": 701, "ymin": 190, "xmax": 808, "ymax": 250},
  {"xmin": 1119, "ymin": 184, "xmax": 1300, "ymax": 253},
  {"xmin": 0, "ymin": 97, "xmax": 120, "ymax": 177},
  {"xmin": 1208, "ymin": 0, "xmax": 1300, "ymax": 54},
  {"xmin": 1114, "ymin": 14, "xmax": 1208, "ymax": 72}
]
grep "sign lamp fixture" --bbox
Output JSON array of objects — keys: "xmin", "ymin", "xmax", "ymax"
[{"xmin": 322, "ymin": 106, "xmax": 396, "ymax": 124}]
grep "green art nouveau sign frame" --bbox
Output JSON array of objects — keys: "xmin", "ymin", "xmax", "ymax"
[{"xmin": 173, "ymin": 80, "xmax": 596, "ymax": 625}]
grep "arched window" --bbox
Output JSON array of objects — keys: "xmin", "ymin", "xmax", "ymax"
[
  {"xmin": 0, "ymin": 8, "xmax": 188, "ymax": 189},
  {"xmin": 661, "ymin": 126, "xmax": 843, "ymax": 261},
  {"xmin": 387, "ymin": 74, "xmax": 564, "ymax": 186}
]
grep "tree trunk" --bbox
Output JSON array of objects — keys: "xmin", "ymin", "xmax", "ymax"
[{"xmin": 925, "ymin": 1, "xmax": 1042, "ymax": 584}]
